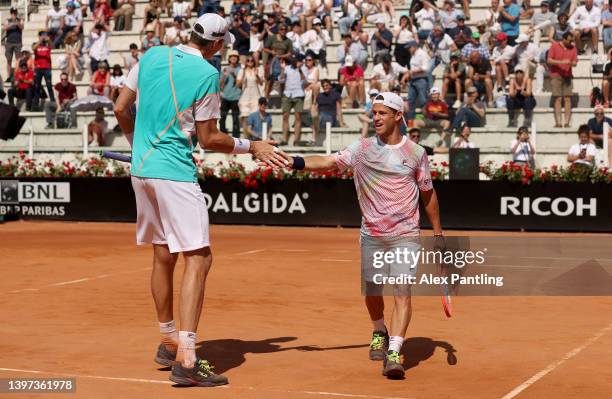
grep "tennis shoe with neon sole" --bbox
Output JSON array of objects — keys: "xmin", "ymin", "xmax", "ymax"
[
  {"xmin": 369, "ymin": 330, "xmax": 389, "ymax": 361},
  {"xmin": 169, "ymin": 359, "xmax": 228, "ymax": 387},
  {"xmin": 154, "ymin": 344, "xmax": 178, "ymax": 367},
  {"xmin": 383, "ymin": 350, "xmax": 405, "ymax": 378}
]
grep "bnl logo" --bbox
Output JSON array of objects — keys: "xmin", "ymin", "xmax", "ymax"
[{"xmin": 0, "ymin": 181, "xmax": 71, "ymax": 203}]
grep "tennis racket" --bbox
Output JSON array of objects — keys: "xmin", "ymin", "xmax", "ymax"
[{"xmin": 101, "ymin": 151, "xmax": 132, "ymax": 163}]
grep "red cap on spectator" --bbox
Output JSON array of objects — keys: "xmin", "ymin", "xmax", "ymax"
[{"xmin": 496, "ymin": 32, "xmax": 508, "ymax": 41}]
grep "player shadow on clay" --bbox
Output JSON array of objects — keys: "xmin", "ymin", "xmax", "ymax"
[
  {"xmin": 401, "ymin": 337, "xmax": 457, "ymax": 371},
  {"xmin": 193, "ymin": 337, "xmax": 369, "ymax": 374}
]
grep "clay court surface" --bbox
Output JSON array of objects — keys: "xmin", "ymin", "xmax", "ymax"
[{"xmin": 1, "ymin": 222, "xmax": 611, "ymax": 399}]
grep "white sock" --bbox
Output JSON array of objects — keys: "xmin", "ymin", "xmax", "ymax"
[
  {"xmin": 388, "ymin": 336, "xmax": 404, "ymax": 353},
  {"xmin": 371, "ymin": 317, "xmax": 386, "ymax": 333},
  {"xmin": 177, "ymin": 331, "xmax": 197, "ymax": 368},
  {"xmin": 159, "ymin": 320, "xmax": 178, "ymax": 349}
]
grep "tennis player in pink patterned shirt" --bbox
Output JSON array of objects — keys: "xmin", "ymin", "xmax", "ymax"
[{"xmin": 287, "ymin": 92, "xmax": 444, "ymax": 379}]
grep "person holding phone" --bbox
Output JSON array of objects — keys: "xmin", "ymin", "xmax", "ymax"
[{"xmin": 567, "ymin": 124, "xmax": 597, "ymax": 168}]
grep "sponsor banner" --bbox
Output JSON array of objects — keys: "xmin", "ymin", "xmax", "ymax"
[{"xmin": 0, "ymin": 178, "xmax": 610, "ymax": 232}]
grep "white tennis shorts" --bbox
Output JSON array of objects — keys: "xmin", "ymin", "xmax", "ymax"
[{"xmin": 131, "ymin": 176, "xmax": 210, "ymax": 253}]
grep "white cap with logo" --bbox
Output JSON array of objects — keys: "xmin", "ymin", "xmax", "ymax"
[
  {"xmin": 193, "ymin": 13, "xmax": 235, "ymax": 45},
  {"xmin": 344, "ymin": 54, "xmax": 354, "ymax": 67},
  {"xmin": 372, "ymin": 92, "xmax": 407, "ymax": 126}
]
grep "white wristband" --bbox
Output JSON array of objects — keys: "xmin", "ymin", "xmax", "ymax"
[{"xmin": 231, "ymin": 137, "xmax": 251, "ymax": 154}]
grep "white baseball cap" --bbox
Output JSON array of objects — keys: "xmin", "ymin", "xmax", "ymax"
[
  {"xmin": 193, "ymin": 13, "xmax": 235, "ymax": 45},
  {"xmin": 368, "ymin": 88, "xmax": 380, "ymax": 96},
  {"xmin": 372, "ymin": 92, "xmax": 407, "ymax": 126},
  {"xmin": 430, "ymin": 87, "xmax": 440, "ymax": 95},
  {"xmin": 516, "ymin": 33, "xmax": 530, "ymax": 44},
  {"xmin": 344, "ymin": 54, "xmax": 354, "ymax": 67},
  {"xmin": 375, "ymin": 17, "xmax": 386, "ymax": 25},
  {"xmin": 313, "ymin": 17, "xmax": 322, "ymax": 25}
]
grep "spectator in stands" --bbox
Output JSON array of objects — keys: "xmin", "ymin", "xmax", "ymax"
[
  {"xmin": 448, "ymin": 14, "xmax": 472, "ymax": 50},
  {"xmin": 249, "ymin": 21, "xmax": 263, "ymax": 64},
  {"xmin": 520, "ymin": 0, "xmax": 535, "ymax": 20},
  {"xmin": 338, "ymin": 0, "xmax": 361, "ymax": 36},
  {"xmin": 452, "ymin": 86, "xmax": 486, "ymax": 130},
  {"xmin": 452, "ymin": 124, "xmax": 477, "ymax": 148},
  {"xmin": 370, "ymin": 54, "xmax": 408, "ymax": 93},
  {"xmin": 602, "ymin": 48, "xmax": 612, "ymax": 106},
  {"xmin": 587, "ymin": 105, "xmax": 612, "ymax": 148},
  {"xmin": 548, "ymin": 31, "xmax": 577, "ymax": 127},
  {"xmin": 528, "ymin": 1, "xmax": 557, "ymax": 46},
  {"xmin": 123, "ymin": 43, "xmax": 140, "ymax": 71},
  {"xmin": 63, "ymin": 3, "xmax": 83, "ymax": 36},
  {"xmin": 350, "ymin": 32, "xmax": 370, "ymax": 70},
  {"xmin": 88, "ymin": 107, "xmax": 108, "ymax": 146},
  {"xmin": 164, "ymin": 17, "xmax": 189, "ymax": 46},
  {"xmin": 406, "ymin": 41, "xmax": 431, "ymax": 122},
  {"xmin": 89, "ymin": 61, "xmax": 110, "ymax": 97},
  {"xmin": 315, "ymin": 79, "xmax": 343, "ymax": 133},
  {"xmin": 58, "ymin": 29, "xmax": 84, "ymax": 81},
  {"xmin": 510, "ymin": 126, "xmax": 536, "ymax": 167},
  {"xmin": 302, "ymin": 18, "xmax": 330, "ymax": 71},
  {"xmin": 44, "ymin": 72, "xmax": 78, "ymax": 129},
  {"xmin": 361, "ymin": 0, "xmax": 388, "ymax": 25},
  {"xmin": 394, "ymin": 16, "xmax": 417, "ymax": 69},
  {"xmin": 113, "ymin": 0, "xmax": 135, "ymax": 32},
  {"xmin": 230, "ymin": 13, "xmax": 250, "ymax": 64},
  {"xmin": 416, "ymin": 87, "xmax": 451, "ymax": 144},
  {"xmin": 237, "ymin": 56, "xmax": 263, "ymax": 134},
  {"xmin": 428, "ymin": 24, "xmax": 457, "ymax": 88},
  {"xmin": 439, "ymin": 1, "xmax": 460, "ymax": 32},
  {"xmin": 142, "ymin": 24, "xmax": 162, "ymax": 51},
  {"xmin": 305, "ymin": 0, "xmax": 333, "ymax": 38},
  {"xmin": 409, "ymin": 127, "xmax": 449, "ymax": 155},
  {"xmin": 219, "ymin": 50, "xmax": 242, "ymax": 138},
  {"xmin": 549, "ymin": 0, "xmax": 571, "ymax": 17},
  {"xmin": 492, "ymin": 32, "xmax": 515, "ymax": 93},
  {"xmin": 246, "ymin": 97, "xmax": 272, "ymax": 140},
  {"xmin": 33, "ymin": 32, "xmax": 55, "ymax": 111},
  {"xmin": 511, "ymin": 33, "xmax": 540, "ymax": 78},
  {"xmin": 7, "ymin": 61, "xmax": 34, "ymax": 111},
  {"xmin": 93, "ymin": 0, "xmax": 113, "ymax": 26},
  {"xmin": 262, "ymin": 23, "xmax": 292, "ymax": 97},
  {"xmin": 442, "ymin": 51, "xmax": 467, "ymax": 107},
  {"xmin": 465, "ymin": 51, "xmax": 494, "ymax": 107},
  {"xmin": 552, "ymin": 12, "xmax": 571, "ymax": 41},
  {"xmin": 507, "ymin": 66, "xmax": 536, "ymax": 127},
  {"xmin": 287, "ymin": 22, "xmax": 304, "ymax": 56},
  {"xmin": 499, "ymin": 0, "xmax": 521, "ymax": 45},
  {"xmin": 302, "ymin": 55, "xmax": 320, "ymax": 109},
  {"xmin": 569, "ymin": 0, "xmax": 601, "ymax": 55},
  {"xmin": 288, "ymin": 0, "xmax": 308, "ymax": 28},
  {"xmin": 47, "ymin": 1, "xmax": 66, "ymax": 48},
  {"xmin": 86, "ymin": 22, "xmax": 110, "ymax": 73},
  {"xmin": 3, "ymin": 7, "xmax": 24, "ymax": 82},
  {"xmin": 485, "ymin": 0, "xmax": 501, "ymax": 34},
  {"xmin": 110, "ymin": 64, "xmax": 126, "ymax": 103},
  {"xmin": 414, "ymin": 1, "xmax": 437, "ymax": 36},
  {"xmin": 279, "ymin": 55, "xmax": 306, "ymax": 145},
  {"xmin": 339, "ymin": 55, "xmax": 365, "ymax": 108},
  {"xmin": 371, "ymin": 18, "xmax": 393, "ymax": 65},
  {"xmin": 603, "ymin": 3, "xmax": 612, "ymax": 54},
  {"xmin": 359, "ymin": 88, "xmax": 379, "ymax": 137},
  {"xmin": 476, "ymin": 20, "xmax": 494, "ymax": 52},
  {"xmin": 142, "ymin": 0, "xmax": 162, "ymax": 37},
  {"xmin": 461, "ymin": 32, "xmax": 491, "ymax": 61},
  {"xmin": 16, "ymin": 48, "xmax": 34, "ymax": 72},
  {"xmin": 336, "ymin": 33, "xmax": 353, "ymax": 66},
  {"xmin": 173, "ymin": 0, "xmax": 192, "ymax": 19},
  {"xmin": 567, "ymin": 124, "xmax": 597, "ymax": 168}
]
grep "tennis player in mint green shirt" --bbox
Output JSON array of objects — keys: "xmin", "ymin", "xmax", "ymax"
[{"xmin": 114, "ymin": 13, "xmax": 288, "ymax": 388}]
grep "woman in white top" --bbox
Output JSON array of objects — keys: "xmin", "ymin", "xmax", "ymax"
[
  {"xmin": 286, "ymin": 22, "xmax": 304, "ymax": 55},
  {"xmin": 249, "ymin": 24, "xmax": 263, "ymax": 64},
  {"xmin": 485, "ymin": 0, "xmax": 501, "ymax": 33},
  {"xmin": 393, "ymin": 15, "xmax": 416, "ymax": 66},
  {"xmin": 236, "ymin": 56, "xmax": 264, "ymax": 132},
  {"xmin": 510, "ymin": 126, "xmax": 536, "ymax": 167},
  {"xmin": 302, "ymin": 55, "xmax": 320, "ymax": 107},
  {"xmin": 60, "ymin": 29, "xmax": 84, "ymax": 81},
  {"xmin": 453, "ymin": 124, "xmax": 476, "ymax": 148},
  {"xmin": 110, "ymin": 64, "xmax": 126, "ymax": 103},
  {"xmin": 414, "ymin": 1, "xmax": 438, "ymax": 33}
]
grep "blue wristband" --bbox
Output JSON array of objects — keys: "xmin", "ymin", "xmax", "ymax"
[{"xmin": 292, "ymin": 156, "xmax": 305, "ymax": 170}]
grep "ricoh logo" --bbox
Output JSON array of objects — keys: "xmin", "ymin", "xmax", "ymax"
[
  {"xmin": 203, "ymin": 192, "xmax": 308, "ymax": 214},
  {"xmin": 500, "ymin": 196, "xmax": 597, "ymax": 217}
]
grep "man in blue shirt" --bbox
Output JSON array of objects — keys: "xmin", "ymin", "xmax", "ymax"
[
  {"xmin": 499, "ymin": 0, "xmax": 521, "ymax": 45},
  {"xmin": 246, "ymin": 97, "xmax": 272, "ymax": 140},
  {"xmin": 114, "ymin": 13, "xmax": 288, "ymax": 388}
]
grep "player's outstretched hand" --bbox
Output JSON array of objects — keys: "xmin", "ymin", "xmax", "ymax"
[{"xmin": 250, "ymin": 140, "xmax": 290, "ymax": 169}]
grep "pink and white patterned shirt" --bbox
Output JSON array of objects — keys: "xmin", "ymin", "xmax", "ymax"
[{"xmin": 335, "ymin": 136, "xmax": 433, "ymax": 237}]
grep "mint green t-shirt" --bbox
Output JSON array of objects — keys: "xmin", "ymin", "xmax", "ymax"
[{"xmin": 126, "ymin": 44, "xmax": 221, "ymax": 182}]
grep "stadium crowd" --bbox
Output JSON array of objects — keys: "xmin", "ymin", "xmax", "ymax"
[{"xmin": 1, "ymin": 0, "xmax": 611, "ymax": 164}]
